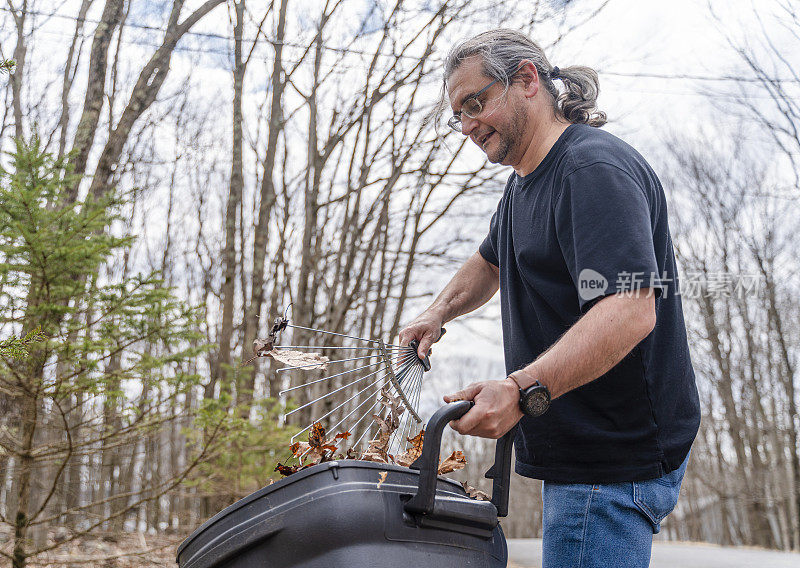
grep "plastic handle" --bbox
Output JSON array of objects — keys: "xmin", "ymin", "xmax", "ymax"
[
  {"xmin": 403, "ymin": 400, "xmax": 516, "ymax": 518},
  {"xmin": 485, "ymin": 426, "xmax": 516, "ymax": 518},
  {"xmin": 404, "ymin": 400, "xmax": 473, "ymax": 516}
]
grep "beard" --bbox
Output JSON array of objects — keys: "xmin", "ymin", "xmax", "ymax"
[{"xmin": 485, "ymin": 103, "xmax": 528, "ymax": 164}]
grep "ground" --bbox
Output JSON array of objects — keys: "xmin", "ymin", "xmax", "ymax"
[{"xmin": 6, "ymin": 533, "xmax": 800, "ymax": 567}]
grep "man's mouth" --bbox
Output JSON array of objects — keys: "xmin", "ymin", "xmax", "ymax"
[{"xmin": 477, "ymin": 130, "xmax": 495, "ymax": 148}]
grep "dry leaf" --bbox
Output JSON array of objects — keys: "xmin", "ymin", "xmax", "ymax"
[
  {"xmin": 461, "ymin": 481, "xmax": 491, "ymax": 501},
  {"xmin": 274, "ymin": 462, "xmax": 301, "ymax": 476},
  {"xmin": 438, "ymin": 450, "xmax": 466, "ymax": 475},
  {"xmin": 253, "ymin": 338, "xmax": 273, "ymax": 357},
  {"xmin": 267, "ymin": 349, "xmax": 329, "ymax": 370},
  {"xmin": 395, "ymin": 430, "xmax": 424, "ymax": 468},
  {"xmin": 377, "ymin": 471, "xmax": 387, "ymax": 488}
]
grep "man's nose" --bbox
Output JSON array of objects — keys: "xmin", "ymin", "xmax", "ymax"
[{"xmin": 461, "ymin": 114, "xmax": 479, "ymax": 136}]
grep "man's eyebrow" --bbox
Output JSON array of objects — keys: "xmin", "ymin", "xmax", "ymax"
[{"xmin": 458, "ymin": 89, "xmax": 480, "ymax": 108}]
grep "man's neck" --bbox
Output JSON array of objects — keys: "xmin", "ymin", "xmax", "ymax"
[{"xmin": 513, "ymin": 119, "xmax": 571, "ymax": 177}]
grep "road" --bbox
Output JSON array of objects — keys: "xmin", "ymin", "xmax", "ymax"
[{"xmin": 506, "ymin": 538, "xmax": 800, "ymax": 567}]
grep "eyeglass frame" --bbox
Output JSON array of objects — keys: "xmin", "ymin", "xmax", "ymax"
[{"xmin": 446, "ymin": 77, "xmax": 500, "ymax": 133}]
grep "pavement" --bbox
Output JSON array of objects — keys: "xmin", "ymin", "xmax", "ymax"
[{"xmin": 506, "ymin": 538, "xmax": 800, "ymax": 567}]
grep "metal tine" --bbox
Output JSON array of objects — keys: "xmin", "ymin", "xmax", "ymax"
[
  {"xmin": 279, "ymin": 361, "xmax": 382, "ymax": 394},
  {"xmin": 284, "ymin": 365, "xmax": 389, "ymax": 417},
  {"xmin": 347, "ymin": 396, "xmax": 388, "ymax": 452},
  {"xmin": 284, "ymin": 323, "xmax": 408, "ymax": 349},
  {"xmin": 327, "ymin": 383, "xmax": 390, "ymax": 435},
  {"xmin": 294, "ymin": 390, "xmax": 388, "ymax": 463},
  {"xmin": 274, "ymin": 345, "xmax": 405, "ymax": 351},
  {"xmin": 354, "ymin": 364, "xmax": 416, "ymax": 453},
  {"xmin": 389, "ymin": 361, "xmax": 418, "ymax": 443},
  {"xmin": 290, "ymin": 373, "xmax": 392, "ymax": 442},
  {"xmin": 293, "ymin": 391, "xmax": 384, "ymax": 462},
  {"xmin": 401, "ymin": 366, "xmax": 424, "ymax": 449},
  {"xmin": 285, "ymin": 323, "xmax": 384, "ymax": 345},
  {"xmin": 278, "ymin": 351, "xmax": 410, "ymax": 395},
  {"xmin": 392, "ymin": 366, "xmax": 422, "ymax": 452}
]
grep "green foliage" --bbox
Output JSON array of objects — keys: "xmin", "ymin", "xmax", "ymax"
[
  {"xmin": 0, "ymin": 136, "xmax": 254, "ymax": 549},
  {"xmin": 0, "ymin": 59, "xmax": 14, "ymax": 75},
  {"xmin": 189, "ymin": 396, "xmax": 297, "ymax": 501},
  {"xmin": 0, "ymin": 327, "xmax": 45, "ymax": 359}
]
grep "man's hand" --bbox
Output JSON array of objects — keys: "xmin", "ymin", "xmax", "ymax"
[
  {"xmin": 444, "ymin": 379, "xmax": 523, "ymax": 439},
  {"xmin": 398, "ymin": 311, "xmax": 444, "ymax": 359}
]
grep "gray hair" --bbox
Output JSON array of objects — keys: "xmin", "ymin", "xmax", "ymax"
[{"xmin": 434, "ymin": 29, "xmax": 606, "ymax": 130}]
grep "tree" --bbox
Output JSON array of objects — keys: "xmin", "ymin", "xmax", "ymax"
[{"xmin": 0, "ymin": 137, "xmax": 235, "ymax": 567}]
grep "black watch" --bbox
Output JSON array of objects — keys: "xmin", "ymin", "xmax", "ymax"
[{"xmin": 510, "ymin": 376, "xmax": 551, "ymax": 417}]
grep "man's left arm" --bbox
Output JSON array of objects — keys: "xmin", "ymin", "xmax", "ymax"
[{"xmin": 445, "ymin": 291, "xmax": 655, "ymax": 438}]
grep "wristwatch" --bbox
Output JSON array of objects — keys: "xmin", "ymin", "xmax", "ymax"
[{"xmin": 508, "ymin": 374, "xmax": 551, "ymax": 417}]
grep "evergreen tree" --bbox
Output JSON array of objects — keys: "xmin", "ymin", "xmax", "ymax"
[{"xmin": 0, "ymin": 137, "xmax": 283, "ymax": 567}]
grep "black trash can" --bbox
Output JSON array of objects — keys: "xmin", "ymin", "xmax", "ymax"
[{"xmin": 177, "ymin": 402, "xmax": 514, "ymax": 568}]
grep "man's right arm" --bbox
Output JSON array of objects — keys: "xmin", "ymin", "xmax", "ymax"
[{"xmin": 398, "ymin": 251, "xmax": 499, "ymax": 358}]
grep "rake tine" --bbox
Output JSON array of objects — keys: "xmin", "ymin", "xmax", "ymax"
[
  {"xmin": 279, "ymin": 352, "xmax": 413, "ymax": 394},
  {"xmin": 290, "ymin": 373, "xmax": 392, "ymax": 442},
  {"xmin": 284, "ymin": 365, "xmax": 389, "ymax": 417}
]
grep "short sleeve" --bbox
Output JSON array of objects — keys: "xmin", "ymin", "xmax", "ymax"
[
  {"xmin": 479, "ymin": 210, "xmax": 500, "ymax": 267},
  {"xmin": 554, "ymin": 162, "xmax": 662, "ymax": 311}
]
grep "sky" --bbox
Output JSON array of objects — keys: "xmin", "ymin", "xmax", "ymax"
[{"xmin": 3, "ymin": 0, "xmax": 793, "ymax": 411}]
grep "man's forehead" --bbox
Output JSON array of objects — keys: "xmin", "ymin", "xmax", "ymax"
[{"xmin": 447, "ymin": 56, "xmax": 490, "ymax": 108}]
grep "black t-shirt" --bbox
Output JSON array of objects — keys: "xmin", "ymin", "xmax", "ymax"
[{"xmin": 479, "ymin": 124, "xmax": 700, "ymax": 484}]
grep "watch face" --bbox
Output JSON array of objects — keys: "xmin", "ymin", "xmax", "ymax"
[{"xmin": 523, "ymin": 390, "xmax": 549, "ymax": 417}]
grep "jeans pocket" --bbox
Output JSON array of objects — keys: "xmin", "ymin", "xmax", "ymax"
[{"xmin": 632, "ymin": 458, "xmax": 687, "ymax": 532}]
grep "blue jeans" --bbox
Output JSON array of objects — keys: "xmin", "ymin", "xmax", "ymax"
[{"xmin": 541, "ymin": 454, "xmax": 689, "ymax": 568}]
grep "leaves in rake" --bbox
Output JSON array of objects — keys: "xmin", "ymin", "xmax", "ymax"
[
  {"xmin": 394, "ymin": 429, "xmax": 424, "ymax": 467},
  {"xmin": 359, "ymin": 386, "xmax": 407, "ymax": 464},
  {"xmin": 266, "ymin": 349, "xmax": 329, "ymax": 370},
  {"xmin": 276, "ymin": 423, "xmax": 352, "ymax": 476},
  {"xmin": 437, "ymin": 450, "xmax": 466, "ymax": 475},
  {"xmin": 253, "ymin": 337, "xmax": 274, "ymax": 357},
  {"xmin": 461, "ymin": 481, "xmax": 491, "ymax": 501}
]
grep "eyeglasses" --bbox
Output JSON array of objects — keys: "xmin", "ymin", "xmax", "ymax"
[{"xmin": 447, "ymin": 78, "xmax": 499, "ymax": 132}]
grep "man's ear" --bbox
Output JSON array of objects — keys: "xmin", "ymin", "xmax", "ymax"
[{"xmin": 516, "ymin": 60, "xmax": 539, "ymax": 98}]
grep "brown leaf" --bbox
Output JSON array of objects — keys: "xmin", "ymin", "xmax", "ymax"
[
  {"xmin": 377, "ymin": 471, "xmax": 388, "ymax": 488},
  {"xmin": 275, "ymin": 463, "xmax": 301, "ymax": 476},
  {"xmin": 267, "ymin": 349, "xmax": 329, "ymax": 370},
  {"xmin": 438, "ymin": 450, "xmax": 466, "ymax": 475},
  {"xmin": 308, "ymin": 422, "xmax": 326, "ymax": 448},
  {"xmin": 394, "ymin": 429, "xmax": 425, "ymax": 468},
  {"xmin": 361, "ymin": 450, "xmax": 390, "ymax": 464},
  {"xmin": 254, "ymin": 338, "xmax": 273, "ymax": 357},
  {"xmin": 461, "ymin": 481, "xmax": 491, "ymax": 501}
]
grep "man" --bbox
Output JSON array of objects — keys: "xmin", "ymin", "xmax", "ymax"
[{"xmin": 399, "ymin": 30, "xmax": 700, "ymax": 568}]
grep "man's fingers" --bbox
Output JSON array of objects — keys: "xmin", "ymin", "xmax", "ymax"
[
  {"xmin": 417, "ymin": 335, "xmax": 434, "ymax": 359},
  {"xmin": 450, "ymin": 405, "xmax": 483, "ymax": 434},
  {"xmin": 443, "ymin": 383, "xmax": 482, "ymax": 403}
]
